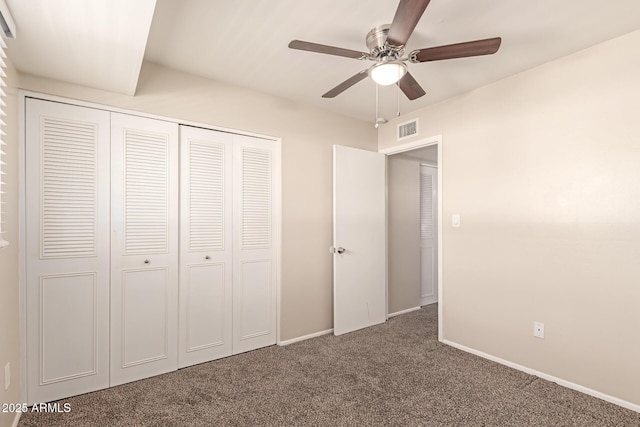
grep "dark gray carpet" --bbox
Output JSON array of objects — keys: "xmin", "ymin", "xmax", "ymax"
[{"xmin": 19, "ymin": 305, "xmax": 640, "ymax": 426}]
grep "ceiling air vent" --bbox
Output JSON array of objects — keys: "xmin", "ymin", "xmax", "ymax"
[{"xmin": 397, "ymin": 118, "xmax": 418, "ymax": 141}]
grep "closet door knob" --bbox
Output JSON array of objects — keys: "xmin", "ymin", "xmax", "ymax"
[{"xmin": 144, "ymin": 259, "xmax": 150, "ymax": 264}]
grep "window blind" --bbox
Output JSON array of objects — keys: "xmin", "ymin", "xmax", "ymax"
[{"xmin": 0, "ymin": 35, "xmax": 7, "ymax": 247}]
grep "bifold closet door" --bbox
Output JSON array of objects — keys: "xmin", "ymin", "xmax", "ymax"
[
  {"xmin": 232, "ymin": 135, "xmax": 279, "ymax": 354},
  {"xmin": 110, "ymin": 113, "xmax": 179, "ymax": 386},
  {"xmin": 25, "ymin": 98, "xmax": 110, "ymax": 403},
  {"xmin": 179, "ymin": 126, "xmax": 233, "ymax": 368}
]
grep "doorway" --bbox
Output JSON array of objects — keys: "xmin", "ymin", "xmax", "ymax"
[{"xmin": 381, "ymin": 135, "xmax": 443, "ymax": 340}]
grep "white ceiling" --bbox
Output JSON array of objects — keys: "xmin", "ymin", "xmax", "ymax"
[
  {"xmin": 6, "ymin": 0, "xmax": 156, "ymax": 95},
  {"xmin": 7, "ymin": 0, "xmax": 640, "ymax": 122}
]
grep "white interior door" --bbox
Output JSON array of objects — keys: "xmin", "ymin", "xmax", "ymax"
[
  {"xmin": 179, "ymin": 125, "xmax": 233, "ymax": 368},
  {"xmin": 420, "ymin": 165, "xmax": 438, "ymax": 306},
  {"xmin": 110, "ymin": 113, "xmax": 179, "ymax": 386},
  {"xmin": 25, "ymin": 98, "xmax": 110, "ymax": 403},
  {"xmin": 232, "ymin": 135, "xmax": 279, "ymax": 354},
  {"xmin": 333, "ymin": 145, "xmax": 386, "ymax": 336}
]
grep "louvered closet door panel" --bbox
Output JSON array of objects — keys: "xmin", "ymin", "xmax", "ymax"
[
  {"xmin": 179, "ymin": 126, "xmax": 233, "ymax": 368},
  {"xmin": 420, "ymin": 165, "xmax": 438, "ymax": 306},
  {"xmin": 232, "ymin": 135, "xmax": 279, "ymax": 354},
  {"xmin": 25, "ymin": 98, "xmax": 110, "ymax": 404},
  {"xmin": 420, "ymin": 172, "xmax": 434, "ymax": 240},
  {"xmin": 110, "ymin": 113, "xmax": 179, "ymax": 386}
]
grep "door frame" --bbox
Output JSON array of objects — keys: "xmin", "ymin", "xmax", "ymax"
[
  {"xmin": 379, "ymin": 135, "xmax": 443, "ymax": 341},
  {"xmin": 18, "ymin": 90, "xmax": 282, "ymax": 401}
]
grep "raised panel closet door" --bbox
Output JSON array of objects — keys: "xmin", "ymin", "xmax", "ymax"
[
  {"xmin": 232, "ymin": 135, "xmax": 279, "ymax": 354},
  {"xmin": 25, "ymin": 98, "xmax": 110, "ymax": 403},
  {"xmin": 178, "ymin": 125, "xmax": 233, "ymax": 368},
  {"xmin": 110, "ymin": 113, "xmax": 179, "ymax": 386}
]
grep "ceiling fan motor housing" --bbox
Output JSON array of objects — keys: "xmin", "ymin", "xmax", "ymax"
[{"xmin": 366, "ymin": 24, "xmax": 403, "ymax": 59}]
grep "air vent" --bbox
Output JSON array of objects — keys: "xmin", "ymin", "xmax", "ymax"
[{"xmin": 397, "ymin": 119, "xmax": 418, "ymax": 141}]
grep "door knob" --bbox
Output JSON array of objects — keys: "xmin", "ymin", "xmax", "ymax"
[
  {"xmin": 330, "ymin": 246, "xmax": 346, "ymax": 254},
  {"xmin": 205, "ymin": 256, "xmax": 211, "ymax": 260},
  {"xmin": 144, "ymin": 259, "xmax": 150, "ymax": 264}
]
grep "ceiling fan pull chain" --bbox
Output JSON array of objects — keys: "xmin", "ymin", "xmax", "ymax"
[
  {"xmin": 375, "ymin": 83, "xmax": 379, "ymax": 128},
  {"xmin": 397, "ymin": 81, "xmax": 401, "ymax": 117}
]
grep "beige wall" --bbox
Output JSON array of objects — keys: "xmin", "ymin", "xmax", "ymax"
[
  {"xmin": 0, "ymin": 55, "xmax": 21, "ymax": 427},
  {"xmin": 387, "ymin": 156, "xmax": 421, "ymax": 314},
  {"xmin": 17, "ymin": 62, "xmax": 377, "ymax": 344},
  {"xmin": 379, "ymin": 30, "xmax": 640, "ymax": 406}
]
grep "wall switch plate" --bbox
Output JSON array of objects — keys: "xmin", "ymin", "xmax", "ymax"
[
  {"xmin": 533, "ymin": 321, "xmax": 545, "ymax": 339},
  {"xmin": 4, "ymin": 362, "xmax": 9, "ymax": 390},
  {"xmin": 452, "ymin": 214, "xmax": 461, "ymax": 228}
]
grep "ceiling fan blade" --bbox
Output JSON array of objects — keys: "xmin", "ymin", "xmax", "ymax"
[
  {"xmin": 412, "ymin": 37, "xmax": 502, "ymax": 62},
  {"xmin": 398, "ymin": 72, "xmax": 426, "ymax": 100},
  {"xmin": 322, "ymin": 70, "xmax": 369, "ymax": 98},
  {"xmin": 288, "ymin": 40, "xmax": 367, "ymax": 59},
  {"xmin": 386, "ymin": 0, "xmax": 432, "ymax": 47}
]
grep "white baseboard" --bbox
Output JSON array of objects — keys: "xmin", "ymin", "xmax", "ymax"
[
  {"xmin": 278, "ymin": 328, "xmax": 333, "ymax": 346},
  {"xmin": 11, "ymin": 412, "xmax": 21, "ymax": 427},
  {"xmin": 388, "ymin": 306, "xmax": 421, "ymax": 318},
  {"xmin": 441, "ymin": 339, "xmax": 640, "ymax": 413}
]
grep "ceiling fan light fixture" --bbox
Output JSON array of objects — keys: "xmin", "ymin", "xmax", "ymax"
[{"xmin": 369, "ymin": 61, "xmax": 407, "ymax": 86}]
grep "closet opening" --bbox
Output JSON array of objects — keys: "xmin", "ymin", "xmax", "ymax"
[{"xmin": 19, "ymin": 92, "xmax": 281, "ymax": 404}]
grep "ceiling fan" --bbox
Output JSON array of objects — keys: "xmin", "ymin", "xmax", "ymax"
[{"xmin": 288, "ymin": 0, "xmax": 502, "ymax": 100}]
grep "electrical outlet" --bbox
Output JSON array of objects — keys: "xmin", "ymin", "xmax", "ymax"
[
  {"xmin": 533, "ymin": 321, "xmax": 545, "ymax": 339},
  {"xmin": 4, "ymin": 362, "xmax": 9, "ymax": 390}
]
